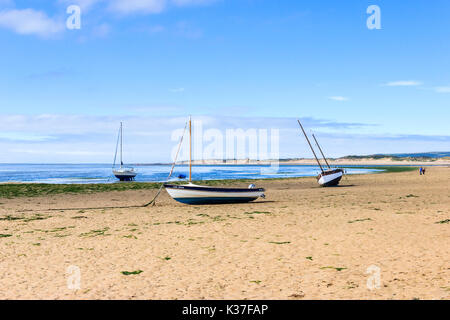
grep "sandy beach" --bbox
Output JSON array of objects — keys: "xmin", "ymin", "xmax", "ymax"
[{"xmin": 0, "ymin": 167, "xmax": 449, "ymax": 300}]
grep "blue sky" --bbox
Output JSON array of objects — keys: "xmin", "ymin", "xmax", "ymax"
[{"xmin": 0, "ymin": 0, "xmax": 449, "ymax": 163}]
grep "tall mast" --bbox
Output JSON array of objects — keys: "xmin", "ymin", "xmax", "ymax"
[
  {"xmin": 297, "ymin": 120, "xmax": 324, "ymax": 173},
  {"xmin": 312, "ymin": 134, "xmax": 330, "ymax": 169},
  {"xmin": 189, "ymin": 116, "xmax": 192, "ymax": 182},
  {"xmin": 120, "ymin": 122, "xmax": 123, "ymax": 167}
]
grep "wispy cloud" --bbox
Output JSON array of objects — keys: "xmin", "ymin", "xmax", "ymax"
[
  {"xmin": 0, "ymin": 114, "xmax": 372, "ymax": 140},
  {"xmin": 382, "ymin": 81, "xmax": 450, "ymax": 93},
  {"xmin": 10, "ymin": 148, "xmax": 109, "ymax": 157},
  {"xmin": 383, "ymin": 80, "xmax": 423, "ymax": 87},
  {"xmin": 170, "ymin": 87, "xmax": 185, "ymax": 93},
  {"xmin": 315, "ymin": 131, "xmax": 450, "ymax": 143},
  {"xmin": 434, "ymin": 86, "xmax": 450, "ymax": 93},
  {"xmin": 383, "ymin": 81, "xmax": 450, "ymax": 93},
  {"xmin": 27, "ymin": 69, "xmax": 71, "ymax": 80},
  {"xmin": 108, "ymin": 0, "xmax": 166, "ymax": 15},
  {"xmin": 61, "ymin": 0, "xmax": 217, "ymax": 14},
  {"xmin": 0, "ymin": 114, "xmax": 447, "ymax": 162},
  {"xmin": 328, "ymin": 96, "xmax": 349, "ymax": 102},
  {"xmin": 171, "ymin": 0, "xmax": 217, "ymax": 7},
  {"xmin": 0, "ymin": 132, "xmax": 55, "ymax": 142},
  {"xmin": 1, "ymin": 0, "xmax": 216, "ymax": 39},
  {"xmin": 0, "ymin": 8, "xmax": 64, "ymax": 37}
]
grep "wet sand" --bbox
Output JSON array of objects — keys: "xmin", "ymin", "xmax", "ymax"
[{"xmin": 0, "ymin": 167, "xmax": 449, "ymax": 300}]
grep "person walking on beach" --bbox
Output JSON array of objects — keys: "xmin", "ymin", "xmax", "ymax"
[
  {"xmin": 422, "ymin": 167, "xmax": 426, "ymax": 175},
  {"xmin": 419, "ymin": 167, "xmax": 423, "ymax": 175}
]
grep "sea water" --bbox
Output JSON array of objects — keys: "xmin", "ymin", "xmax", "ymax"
[{"xmin": 0, "ymin": 163, "xmax": 381, "ymax": 184}]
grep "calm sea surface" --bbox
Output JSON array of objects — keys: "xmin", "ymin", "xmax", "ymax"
[{"xmin": 0, "ymin": 164, "xmax": 382, "ymax": 184}]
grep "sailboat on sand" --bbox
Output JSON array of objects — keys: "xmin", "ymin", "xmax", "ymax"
[
  {"xmin": 297, "ymin": 119, "xmax": 344, "ymax": 187},
  {"xmin": 112, "ymin": 122, "xmax": 137, "ymax": 181},
  {"xmin": 164, "ymin": 117, "xmax": 266, "ymax": 204}
]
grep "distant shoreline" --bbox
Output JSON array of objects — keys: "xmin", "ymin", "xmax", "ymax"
[
  {"xmin": 135, "ymin": 158, "xmax": 450, "ymax": 167},
  {"xmin": 1, "ymin": 154, "xmax": 449, "ymax": 167}
]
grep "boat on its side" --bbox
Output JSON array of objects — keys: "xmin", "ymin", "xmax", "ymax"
[
  {"xmin": 317, "ymin": 168, "xmax": 343, "ymax": 187},
  {"xmin": 297, "ymin": 120, "xmax": 344, "ymax": 187}
]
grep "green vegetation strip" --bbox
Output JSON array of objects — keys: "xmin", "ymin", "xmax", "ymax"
[
  {"xmin": 0, "ymin": 182, "xmax": 161, "ymax": 199},
  {"xmin": 79, "ymin": 227, "xmax": 110, "ymax": 237},
  {"xmin": 0, "ymin": 180, "xmax": 254, "ymax": 199},
  {"xmin": 269, "ymin": 241, "xmax": 291, "ymax": 245},
  {"xmin": 0, "ymin": 214, "xmax": 51, "ymax": 222},
  {"xmin": 244, "ymin": 211, "xmax": 272, "ymax": 215},
  {"xmin": 121, "ymin": 270, "xmax": 143, "ymax": 276},
  {"xmin": 320, "ymin": 266, "xmax": 347, "ymax": 271},
  {"xmin": 348, "ymin": 218, "xmax": 372, "ymax": 224}
]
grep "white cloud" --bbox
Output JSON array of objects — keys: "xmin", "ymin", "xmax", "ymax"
[
  {"xmin": 384, "ymin": 80, "xmax": 423, "ymax": 87},
  {"xmin": 108, "ymin": 0, "xmax": 166, "ymax": 15},
  {"xmin": 60, "ymin": 0, "xmax": 216, "ymax": 12},
  {"xmin": 1, "ymin": 114, "xmax": 448, "ymax": 163},
  {"xmin": 171, "ymin": 0, "xmax": 217, "ymax": 6},
  {"xmin": 0, "ymin": 132, "xmax": 54, "ymax": 142},
  {"xmin": 0, "ymin": 0, "xmax": 218, "ymax": 40},
  {"xmin": 435, "ymin": 86, "xmax": 450, "ymax": 93},
  {"xmin": 86, "ymin": 0, "xmax": 215, "ymax": 15},
  {"xmin": 0, "ymin": 9, "xmax": 64, "ymax": 37},
  {"xmin": 329, "ymin": 96, "xmax": 349, "ymax": 102},
  {"xmin": 170, "ymin": 87, "xmax": 185, "ymax": 93}
]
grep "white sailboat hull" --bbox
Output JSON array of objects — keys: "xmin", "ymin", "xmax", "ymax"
[
  {"xmin": 318, "ymin": 169, "xmax": 343, "ymax": 187},
  {"xmin": 164, "ymin": 184, "xmax": 265, "ymax": 205},
  {"xmin": 113, "ymin": 169, "xmax": 137, "ymax": 181}
]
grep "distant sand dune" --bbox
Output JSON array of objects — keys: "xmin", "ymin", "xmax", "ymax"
[{"xmin": 174, "ymin": 157, "xmax": 450, "ymax": 166}]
